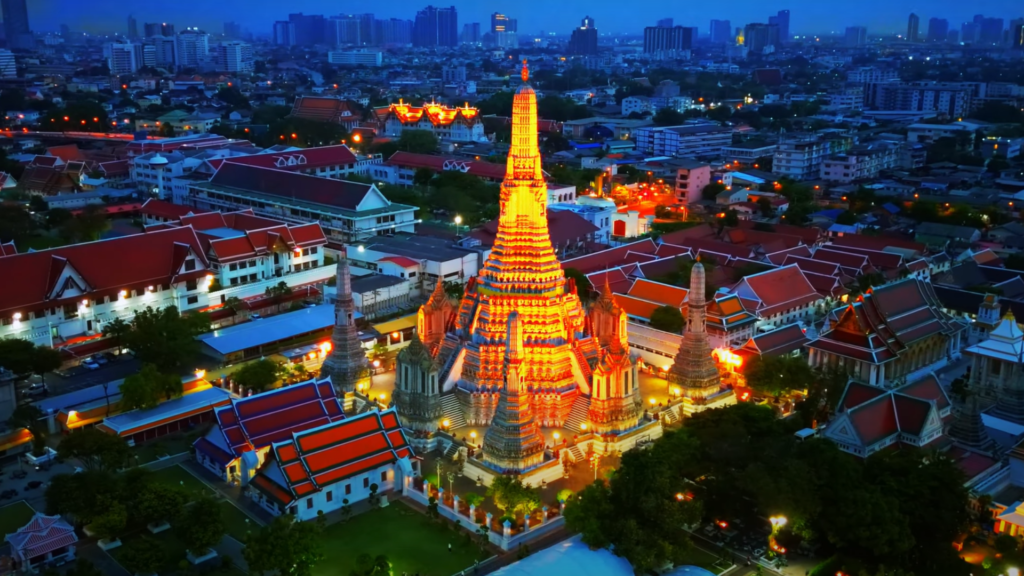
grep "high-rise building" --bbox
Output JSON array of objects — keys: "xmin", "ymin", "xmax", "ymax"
[
  {"xmin": 175, "ymin": 29, "xmax": 210, "ymax": 68},
  {"xmin": 144, "ymin": 23, "xmax": 175, "ymax": 37},
  {"xmin": 216, "ymin": 41, "xmax": 253, "ymax": 73},
  {"xmin": 149, "ymin": 36, "xmax": 176, "ymax": 67},
  {"xmin": 128, "ymin": 15, "xmax": 139, "ymax": 39},
  {"xmin": 289, "ymin": 13, "xmax": 325, "ymax": 45},
  {"xmin": 1012, "ymin": 20, "xmax": 1024, "ymax": 49},
  {"xmin": 106, "ymin": 42, "xmax": 139, "ymax": 75},
  {"xmin": 744, "ymin": 23, "xmax": 780, "ymax": 53},
  {"xmin": 326, "ymin": 16, "xmax": 365, "ymax": 45},
  {"xmin": 844, "ymin": 26, "xmax": 867, "ymax": 47},
  {"xmin": 413, "ymin": 5, "xmax": 458, "ymax": 47},
  {"xmin": 461, "ymin": 23, "xmax": 480, "ymax": 44},
  {"xmin": 491, "ymin": 13, "xmax": 517, "ymax": 33},
  {"xmin": 569, "ymin": 15, "xmax": 598, "ymax": 55},
  {"xmin": 961, "ymin": 21, "xmax": 980, "ymax": 44},
  {"xmin": 710, "ymin": 19, "xmax": 732, "ymax": 44},
  {"xmin": 643, "ymin": 26, "xmax": 695, "ymax": 55},
  {"xmin": 2, "ymin": 0, "xmax": 33, "ymax": 50},
  {"xmin": 657, "ymin": 18, "xmax": 673, "ymax": 28},
  {"xmin": 0, "ymin": 49, "xmax": 16, "ymax": 77},
  {"xmin": 223, "ymin": 21, "xmax": 242, "ymax": 38},
  {"xmin": 273, "ymin": 21, "xmax": 296, "ymax": 46},
  {"xmin": 979, "ymin": 17, "xmax": 1004, "ymax": 45},
  {"xmin": 493, "ymin": 31, "xmax": 518, "ymax": 48},
  {"xmin": 927, "ymin": 18, "xmax": 949, "ymax": 42},
  {"xmin": 769, "ymin": 10, "xmax": 790, "ymax": 44},
  {"xmin": 907, "ymin": 13, "xmax": 920, "ymax": 42},
  {"xmin": 378, "ymin": 18, "xmax": 413, "ymax": 45}
]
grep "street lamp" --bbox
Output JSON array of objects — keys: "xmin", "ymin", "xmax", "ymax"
[{"xmin": 454, "ymin": 215, "xmax": 463, "ymax": 237}]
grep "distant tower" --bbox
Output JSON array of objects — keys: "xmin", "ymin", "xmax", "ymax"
[
  {"xmin": 949, "ymin": 386, "xmax": 995, "ymax": 455},
  {"xmin": 667, "ymin": 260, "xmax": 722, "ymax": 399},
  {"xmin": 320, "ymin": 256, "xmax": 371, "ymax": 394},
  {"xmin": 907, "ymin": 13, "xmax": 920, "ymax": 42},
  {"xmin": 481, "ymin": 313, "xmax": 547, "ymax": 472}
]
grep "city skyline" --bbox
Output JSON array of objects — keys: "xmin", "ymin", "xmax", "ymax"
[{"xmin": 24, "ymin": 0, "xmax": 1024, "ymax": 37}]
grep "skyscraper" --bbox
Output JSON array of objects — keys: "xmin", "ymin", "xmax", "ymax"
[
  {"xmin": 1012, "ymin": 19, "xmax": 1024, "ymax": 49},
  {"xmin": 657, "ymin": 18, "xmax": 673, "ymax": 28},
  {"xmin": 710, "ymin": 19, "xmax": 732, "ymax": 44},
  {"xmin": 216, "ymin": 41, "xmax": 253, "ymax": 73},
  {"xmin": 927, "ymin": 18, "xmax": 949, "ymax": 42},
  {"xmin": 491, "ymin": 13, "xmax": 517, "ymax": 33},
  {"xmin": 289, "ymin": 13, "xmax": 325, "ymax": 45},
  {"xmin": 2, "ymin": 0, "xmax": 33, "ymax": 50},
  {"xmin": 744, "ymin": 23, "xmax": 780, "ymax": 53},
  {"xmin": 569, "ymin": 15, "xmax": 598, "ymax": 55},
  {"xmin": 643, "ymin": 26, "xmax": 695, "ymax": 55},
  {"xmin": 144, "ymin": 23, "xmax": 175, "ymax": 38},
  {"xmin": 461, "ymin": 23, "xmax": 481, "ymax": 44},
  {"xmin": 979, "ymin": 17, "xmax": 1004, "ymax": 45},
  {"xmin": 378, "ymin": 18, "xmax": 413, "ymax": 45},
  {"xmin": 128, "ymin": 15, "xmax": 139, "ymax": 39},
  {"xmin": 413, "ymin": 5, "xmax": 458, "ymax": 47},
  {"xmin": 844, "ymin": 26, "xmax": 867, "ymax": 47},
  {"xmin": 907, "ymin": 13, "xmax": 920, "ymax": 42},
  {"xmin": 273, "ymin": 21, "xmax": 295, "ymax": 46},
  {"xmin": 107, "ymin": 42, "xmax": 139, "ymax": 75},
  {"xmin": 770, "ymin": 10, "xmax": 790, "ymax": 44},
  {"xmin": 175, "ymin": 28, "xmax": 210, "ymax": 68}
]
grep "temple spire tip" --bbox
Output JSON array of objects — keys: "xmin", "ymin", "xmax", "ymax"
[{"xmin": 521, "ymin": 59, "xmax": 529, "ymax": 83}]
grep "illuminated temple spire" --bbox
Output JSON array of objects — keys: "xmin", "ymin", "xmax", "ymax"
[
  {"xmin": 482, "ymin": 312, "xmax": 547, "ymax": 472},
  {"xmin": 321, "ymin": 256, "xmax": 370, "ymax": 394},
  {"xmin": 667, "ymin": 260, "xmax": 722, "ymax": 399}
]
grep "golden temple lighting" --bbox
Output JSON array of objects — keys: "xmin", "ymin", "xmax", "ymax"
[{"xmin": 712, "ymin": 348, "xmax": 743, "ymax": 368}]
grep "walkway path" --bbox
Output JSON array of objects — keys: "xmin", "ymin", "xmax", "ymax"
[{"xmin": 78, "ymin": 543, "xmax": 131, "ymax": 576}]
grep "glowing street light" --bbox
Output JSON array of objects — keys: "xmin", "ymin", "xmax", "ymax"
[{"xmin": 454, "ymin": 215, "xmax": 463, "ymax": 236}]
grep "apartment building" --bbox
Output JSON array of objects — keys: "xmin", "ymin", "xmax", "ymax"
[
  {"xmin": 632, "ymin": 124, "xmax": 733, "ymax": 158},
  {"xmin": 773, "ymin": 134, "xmax": 853, "ymax": 181},
  {"xmin": 186, "ymin": 163, "xmax": 419, "ymax": 246},
  {"xmin": 820, "ymin": 142, "xmax": 903, "ymax": 183},
  {"xmin": 665, "ymin": 158, "xmax": 712, "ymax": 204},
  {"xmin": 868, "ymin": 81, "xmax": 982, "ymax": 118}
]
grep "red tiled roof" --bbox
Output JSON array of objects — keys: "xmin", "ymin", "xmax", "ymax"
[
  {"xmin": 741, "ymin": 324, "xmax": 809, "ymax": 357},
  {"xmin": 892, "ymin": 393, "xmax": 931, "ymax": 436},
  {"xmin": 627, "ymin": 279, "xmax": 688, "ymax": 308},
  {"xmin": 378, "ymin": 256, "xmax": 420, "ymax": 268},
  {"xmin": 821, "ymin": 244, "xmax": 904, "ymax": 269},
  {"xmin": 895, "ymin": 373, "xmax": 950, "ymax": 412},
  {"xmin": 838, "ymin": 381, "xmax": 887, "ymax": 412},
  {"xmin": 615, "ymin": 294, "xmax": 664, "ymax": 320},
  {"xmin": 736, "ymin": 265, "xmax": 820, "ymax": 314},
  {"xmin": 584, "ymin": 269, "xmax": 633, "ymax": 295},
  {"xmin": 831, "ymin": 233, "xmax": 925, "ymax": 255},
  {"xmin": 736, "ymin": 220, "xmax": 822, "ymax": 245},
  {"xmin": 666, "ymin": 238, "xmax": 754, "ymax": 260},
  {"xmin": 562, "ymin": 239, "xmax": 658, "ymax": 275},
  {"xmin": 210, "ymin": 163, "xmax": 375, "ymax": 210},
  {"xmin": 653, "ymin": 243, "xmax": 692, "ymax": 258},
  {"xmin": 765, "ymin": 245, "xmax": 811, "ymax": 265},
  {"xmin": 291, "ymin": 97, "xmax": 360, "ymax": 124},
  {"xmin": 783, "ymin": 255, "xmax": 841, "ymax": 277},
  {"xmin": 47, "ymin": 144, "xmax": 85, "ymax": 163},
  {"xmin": 210, "ymin": 145, "xmax": 358, "ymax": 172},
  {"xmin": 141, "ymin": 198, "xmax": 196, "ymax": 220},
  {"xmin": 0, "ymin": 241, "xmax": 16, "ymax": 257},
  {"xmin": 30, "ymin": 155, "xmax": 60, "ymax": 168},
  {"xmin": 0, "ymin": 227, "xmax": 209, "ymax": 316},
  {"xmin": 471, "ymin": 209, "xmax": 599, "ymax": 249},
  {"xmin": 848, "ymin": 394, "xmax": 899, "ymax": 446},
  {"xmin": 813, "ymin": 248, "xmax": 868, "ymax": 270},
  {"xmin": 99, "ymin": 159, "xmax": 129, "ymax": 177},
  {"xmin": 387, "ymin": 151, "xmax": 506, "ymax": 181}
]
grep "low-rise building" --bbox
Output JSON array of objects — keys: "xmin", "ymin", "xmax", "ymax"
[
  {"xmin": 376, "ymin": 100, "xmax": 486, "ymax": 143},
  {"xmin": 247, "ymin": 409, "xmax": 415, "ymax": 520},
  {"xmin": 666, "ymin": 158, "xmax": 712, "ymax": 205},
  {"xmin": 4, "ymin": 514, "xmax": 78, "ymax": 572},
  {"xmin": 820, "ymin": 142, "xmax": 902, "ymax": 183},
  {"xmin": 722, "ymin": 141, "xmax": 777, "ymax": 166},
  {"xmin": 773, "ymin": 133, "xmax": 854, "ymax": 181},
  {"xmin": 348, "ymin": 234, "xmax": 480, "ymax": 288},
  {"xmin": 633, "ymin": 124, "xmax": 734, "ymax": 158},
  {"xmin": 906, "ymin": 120, "xmax": 988, "ymax": 144},
  {"xmin": 729, "ymin": 265, "xmax": 825, "ymax": 331}
]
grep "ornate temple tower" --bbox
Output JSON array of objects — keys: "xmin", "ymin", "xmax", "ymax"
[
  {"xmin": 451, "ymin": 60, "xmax": 588, "ymax": 427},
  {"xmin": 667, "ymin": 260, "xmax": 722, "ymax": 399},
  {"xmin": 320, "ymin": 257, "xmax": 371, "ymax": 394},
  {"xmin": 949, "ymin": 387, "xmax": 995, "ymax": 454},
  {"xmin": 393, "ymin": 279, "xmax": 451, "ymax": 432},
  {"xmin": 588, "ymin": 280, "xmax": 642, "ymax": 434},
  {"xmin": 481, "ymin": 313, "xmax": 547, "ymax": 472}
]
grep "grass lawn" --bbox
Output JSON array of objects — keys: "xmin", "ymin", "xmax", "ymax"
[
  {"xmin": 681, "ymin": 544, "xmax": 727, "ymax": 574},
  {"xmin": 148, "ymin": 464, "xmax": 215, "ymax": 498},
  {"xmin": 218, "ymin": 500, "xmax": 261, "ymax": 542},
  {"xmin": 17, "ymin": 234, "xmax": 68, "ymax": 252},
  {"xmin": 134, "ymin": 435, "xmax": 194, "ymax": 464},
  {"xmin": 108, "ymin": 529, "xmax": 190, "ymax": 574},
  {"xmin": 0, "ymin": 500, "xmax": 36, "ymax": 536},
  {"xmin": 316, "ymin": 502, "xmax": 484, "ymax": 576}
]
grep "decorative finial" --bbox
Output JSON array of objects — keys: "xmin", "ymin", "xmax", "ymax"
[{"xmin": 521, "ymin": 59, "xmax": 529, "ymax": 83}]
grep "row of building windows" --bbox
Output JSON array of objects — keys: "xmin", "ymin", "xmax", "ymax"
[{"xmin": 302, "ymin": 471, "xmax": 389, "ymax": 509}]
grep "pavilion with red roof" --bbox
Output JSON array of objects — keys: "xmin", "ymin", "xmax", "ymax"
[
  {"xmin": 4, "ymin": 514, "xmax": 78, "ymax": 571},
  {"xmin": 247, "ymin": 409, "xmax": 415, "ymax": 520},
  {"xmin": 194, "ymin": 377, "xmax": 344, "ymax": 485}
]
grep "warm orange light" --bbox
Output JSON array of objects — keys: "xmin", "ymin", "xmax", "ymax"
[
  {"xmin": 712, "ymin": 348, "xmax": 743, "ymax": 367},
  {"xmin": 63, "ymin": 116, "xmax": 69, "ymax": 121},
  {"xmin": 319, "ymin": 341, "xmax": 332, "ymax": 353},
  {"xmin": 391, "ymin": 331, "xmax": 400, "ymax": 338},
  {"xmin": 291, "ymin": 133, "xmax": 297, "ymax": 139},
  {"xmin": 352, "ymin": 134, "xmax": 361, "ymax": 142}
]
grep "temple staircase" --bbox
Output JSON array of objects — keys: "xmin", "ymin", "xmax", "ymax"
[
  {"xmin": 567, "ymin": 445, "xmax": 586, "ymax": 463},
  {"xmin": 440, "ymin": 394, "xmax": 468, "ymax": 430},
  {"xmin": 443, "ymin": 442, "xmax": 462, "ymax": 460},
  {"xmin": 564, "ymin": 394, "xmax": 591, "ymax": 433},
  {"xmin": 662, "ymin": 406, "xmax": 680, "ymax": 425}
]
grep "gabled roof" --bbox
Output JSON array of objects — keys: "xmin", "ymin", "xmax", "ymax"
[
  {"xmin": 740, "ymin": 323, "xmax": 809, "ymax": 357},
  {"xmin": 4, "ymin": 514, "xmax": 78, "ymax": 559},
  {"xmin": 627, "ymin": 278, "xmax": 688, "ymax": 308},
  {"xmin": 0, "ymin": 227, "xmax": 209, "ymax": 316},
  {"xmin": 562, "ymin": 239, "xmax": 658, "ymax": 275},
  {"xmin": 733, "ymin": 265, "xmax": 821, "ymax": 317},
  {"xmin": 812, "ymin": 248, "xmax": 869, "ymax": 271},
  {"xmin": 209, "ymin": 145, "xmax": 358, "ymax": 172},
  {"xmin": 291, "ymin": 96, "xmax": 360, "ymax": 124},
  {"xmin": 210, "ymin": 378, "xmax": 344, "ymax": 457},
  {"xmin": 766, "ymin": 245, "xmax": 812, "ymax": 265},
  {"xmin": 387, "ymin": 151, "xmax": 505, "ymax": 181},
  {"xmin": 822, "ymin": 243, "xmax": 904, "ymax": 270},
  {"xmin": 830, "ymin": 233, "xmax": 925, "ymax": 255},
  {"xmin": 783, "ymin": 255, "xmax": 841, "ymax": 277},
  {"xmin": 254, "ymin": 409, "xmax": 413, "ymax": 503},
  {"xmin": 209, "ymin": 163, "xmax": 376, "ymax": 211},
  {"xmin": 141, "ymin": 198, "xmax": 197, "ymax": 220},
  {"xmin": 895, "ymin": 373, "xmax": 950, "ymax": 413},
  {"xmin": 378, "ymin": 255, "xmax": 420, "ymax": 269}
]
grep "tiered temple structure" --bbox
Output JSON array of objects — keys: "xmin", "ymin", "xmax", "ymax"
[
  {"xmin": 320, "ymin": 257, "xmax": 371, "ymax": 393},
  {"xmin": 667, "ymin": 260, "xmax": 723, "ymax": 399},
  {"xmin": 395, "ymin": 61, "xmax": 644, "ymax": 474}
]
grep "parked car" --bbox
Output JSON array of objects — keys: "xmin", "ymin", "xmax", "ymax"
[
  {"xmin": 21, "ymin": 383, "xmax": 48, "ymax": 398},
  {"xmin": 93, "ymin": 354, "xmax": 109, "ymax": 365},
  {"xmin": 81, "ymin": 359, "xmax": 100, "ymax": 370},
  {"xmin": 0, "ymin": 489, "xmax": 18, "ymax": 500},
  {"xmin": 24, "ymin": 480, "xmax": 43, "ymax": 490},
  {"xmin": 251, "ymin": 313, "xmax": 263, "ymax": 320}
]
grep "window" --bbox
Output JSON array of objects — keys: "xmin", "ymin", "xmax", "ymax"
[
  {"xmin": 345, "ymin": 484, "xmax": 352, "ymax": 495},
  {"xmin": 380, "ymin": 471, "xmax": 387, "ymax": 482},
  {"xmin": 229, "ymin": 263, "xmax": 238, "ymax": 271},
  {"xmin": 363, "ymin": 477, "xmax": 369, "ymax": 488},
  {"xmin": 326, "ymin": 491, "xmax": 333, "ymax": 502},
  {"xmin": 310, "ymin": 247, "xmax": 318, "ymax": 255},
  {"xmin": 186, "ymin": 279, "xmax": 198, "ymax": 291},
  {"xmin": 306, "ymin": 498, "xmax": 313, "ymax": 509},
  {"xmin": 187, "ymin": 295, "xmax": 199, "ymax": 305},
  {"xmin": 302, "ymin": 248, "xmax": 310, "ymax": 256},
  {"xmin": 184, "ymin": 258, "xmax": 196, "ymax": 271}
]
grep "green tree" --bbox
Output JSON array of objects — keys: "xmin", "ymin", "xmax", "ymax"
[
  {"xmin": 65, "ymin": 559, "xmax": 104, "ymax": 576},
  {"xmin": 0, "ymin": 338, "xmax": 36, "ymax": 377},
  {"xmin": 649, "ymin": 305, "xmax": 684, "ymax": 334},
  {"xmin": 234, "ymin": 359, "xmax": 283, "ymax": 393},
  {"xmin": 178, "ymin": 495, "xmax": 225, "ymax": 554},
  {"xmin": 564, "ymin": 267, "xmax": 593, "ymax": 301},
  {"xmin": 701, "ymin": 181, "xmax": 727, "ymax": 201},
  {"xmin": 101, "ymin": 317, "xmax": 132, "ymax": 353},
  {"xmin": 90, "ymin": 500, "xmax": 127, "ymax": 541},
  {"xmin": 8, "ymin": 403, "xmax": 46, "ymax": 456},
  {"xmin": 413, "ymin": 167, "xmax": 434, "ymax": 187},
  {"xmin": 265, "ymin": 280, "xmax": 293, "ymax": 303},
  {"xmin": 349, "ymin": 553, "xmax": 391, "ymax": 576},
  {"xmin": 134, "ymin": 483, "xmax": 189, "ymax": 526},
  {"xmin": 215, "ymin": 86, "xmax": 251, "ymax": 109},
  {"xmin": 243, "ymin": 515, "xmax": 325, "ymax": 576},
  {"xmin": 120, "ymin": 364, "xmax": 182, "ymax": 410},
  {"xmin": 124, "ymin": 306, "xmax": 210, "ymax": 373},
  {"xmin": 57, "ymin": 428, "xmax": 131, "ymax": 471},
  {"xmin": 395, "ymin": 129, "xmax": 439, "ymax": 154},
  {"xmin": 158, "ymin": 122, "xmax": 176, "ymax": 137},
  {"xmin": 31, "ymin": 345, "xmax": 61, "ymax": 386},
  {"xmin": 835, "ymin": 210, "xmax": 858, "ymax": 225},
  {"xmin": 0, "ymin": 205, "xmax": 38, "ymax": 244},
  {"xmin": 43, "ymin": 100, "xmax": 111, "ymax": 132},
  {"xmin": 744, "ymin": 354, "xmax": 816, "ymax": 398},
  {"xmin": 44, "ymin": 470, "xmax": 121, "ymax": 524},
  {"xmin": 653, "ymin": 107, "xmax": 686, "ymax": 126},
  {"xmin": 118, "ymin": 537, "xmax": 166, "ymax": 575}
]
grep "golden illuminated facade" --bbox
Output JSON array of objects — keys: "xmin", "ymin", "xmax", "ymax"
[
  {"xmin": 378, "ymin": 99, "xmax": 486, "ymax": 143},
  {"xmin": 395, "ymin": 62, "xmax": 642, "ymax": 470}
]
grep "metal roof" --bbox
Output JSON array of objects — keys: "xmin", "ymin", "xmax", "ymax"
[{"xmin": 197, "ymin": 304, "xmax": 339, "ymax": 355}]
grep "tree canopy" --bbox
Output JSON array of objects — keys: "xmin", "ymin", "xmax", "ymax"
[
  {"xmin": 743, "ymin": 354, "xmax": 816, "ymax": 398},
  {"xmin": 119, "ymin": 363, "xmax": 182, "ymax": 411},
  {"xmin": 649, "ymin": 305, "xmax": 684, "ymax": 334},
  {"xmin": 57, "ymin": 428, "xmax": 131, "ymax": 472},
  {"xmin": 243, "ymin": 515, "xmax": 325, "ymax": 576},
  {"xmin": 233, "ymin": 359, "xmax": 283, "ymax": 393},
  {"xmin": 124, "ymin": 306, "xmax": 210, "ymax": 373}
]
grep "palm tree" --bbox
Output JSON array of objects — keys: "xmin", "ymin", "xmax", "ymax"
[{"xmin": 102, "ymin": 317, "xmax": 132, "ymax": 353}]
